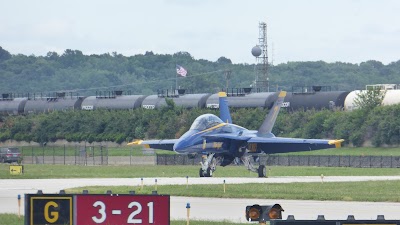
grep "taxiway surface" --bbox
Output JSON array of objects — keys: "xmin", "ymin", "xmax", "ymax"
[{"xmin": 1, "ymin": 177, "xmax": 400, "ymax": 222}]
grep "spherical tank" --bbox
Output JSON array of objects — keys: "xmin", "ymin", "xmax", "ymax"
[{"xmin": 251, "ymin": 46, "xmax": 262, "ymax": 57}]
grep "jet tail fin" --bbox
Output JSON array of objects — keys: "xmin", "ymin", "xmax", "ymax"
[
  {"xmin": 218, "ymin": 92, "xmax": 232, "ymax": 123},
  {"xmin": 258, "ymin": 91, "xmax": 286, "ymax": 135}
]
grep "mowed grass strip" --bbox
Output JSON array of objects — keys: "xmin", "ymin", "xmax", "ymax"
[
  {"xmin": 279, "ymin": 147, "xmax": 400, "ymax": 156},
  {"xmin": 0, "ymin": 214, "xmax": 23, "ymax": 225},
  {"xmin": 0, "ymin": 214, "xmax": 247, "ymax": 225},
  {"xmin": 17, "ymin": 146, "xmax": 400, "ymax": 156},
  {"xmin": 1, "ymin": 164, "xmax": 400, "ymax": 179},
  {"xmin": 67, "ymin": 180, "xmax": 400, "ymax": 202}
]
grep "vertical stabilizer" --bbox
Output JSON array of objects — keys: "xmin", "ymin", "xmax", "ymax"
[
  {"xmin": 218, "ymin": 92, "xmax": 232, "ymax": 123},
  {"xmin": 257, "ymin": 91, "xmax": 286, "ymax": 135}
]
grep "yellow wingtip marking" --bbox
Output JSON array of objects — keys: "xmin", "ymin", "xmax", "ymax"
[
  {"xmin": 127, "ymin": 140, "xmax": 143, "ymax": 145},
  {"xmin": 218, "ymin": 92, "xmax": 227, "ymax": 97},
  {"xmin": 328, "ymin": 139, "xmax": 344, "ymax": 148},
  {"xmin": 278, "ymin": 91, "xmax": 287, "ymax": 97}
]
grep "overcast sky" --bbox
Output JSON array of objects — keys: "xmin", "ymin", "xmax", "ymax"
[{"xmin": 1, "ymin": 0, "xmax": 399, "ymax": 65}]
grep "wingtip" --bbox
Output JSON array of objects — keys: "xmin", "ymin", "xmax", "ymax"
[
  {"xmin": 127, "ymin": 140, "xmax": 143, "ymax": 146},
  {"xmin": 328, "ymin": 139, "xmax": 345, "ymax": 148}
]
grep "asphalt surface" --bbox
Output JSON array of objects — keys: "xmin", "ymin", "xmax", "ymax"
[{"xmin": 1, "ymin": 176, "xmax": 400, "ymax": 222}]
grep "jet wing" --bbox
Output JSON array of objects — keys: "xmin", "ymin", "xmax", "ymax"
[
  {"xmin": 247, "ymin": 137, "xmax": 344, "ymax": 154},
  {"xmin": 127, "ymin": 139, "xmax": 177, "ymax": 151}
]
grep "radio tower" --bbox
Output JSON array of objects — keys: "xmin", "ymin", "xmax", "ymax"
[{"xmin": 251, "ymin": 21, "xmax": 269, "ymax": 92}]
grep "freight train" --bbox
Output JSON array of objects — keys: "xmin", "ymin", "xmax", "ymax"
[{"xmin": 1, "ymin": 84, "xmax": 399, "ymax": 115}]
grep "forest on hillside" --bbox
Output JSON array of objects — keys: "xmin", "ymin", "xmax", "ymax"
[
  {"xmin": 1, "ymin": 46, "xmax": 400, "ymax": 96},
  {"xmin": 1, "ymin": 101, "xmax": 400, "ymax": 147},
  {"xmin": 1, "ymin": 46, "xmax": 400, "ymax": 146}
]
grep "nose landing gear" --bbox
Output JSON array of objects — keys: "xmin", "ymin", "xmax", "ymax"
[{"xmin": 199, "ymin": 153, "xmax": 216, "ymax": 177}]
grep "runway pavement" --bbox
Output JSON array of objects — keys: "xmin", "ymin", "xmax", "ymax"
[{"xmin": 1, "ymin": 176, "xmax": 400, "ymax": 222}]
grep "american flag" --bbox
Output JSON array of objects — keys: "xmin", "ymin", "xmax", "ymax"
[{"xmin": 176, "ymin": 64, "xmax": 187, "ymax": 77}]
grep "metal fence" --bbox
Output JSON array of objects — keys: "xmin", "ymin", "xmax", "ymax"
[
  {"xmin": 156, "ymin": 154, "xmax": 400, "ymax": 168},
  {"xmin": 156, "ymin": 154, "xmax": 203, "ymax": 166},
  {"xmin": 15, "ymin": 145, "xmax": 156, "ymax": 165},
  {"xmin": 20, "ymin": 145, "xmax": 109, "ymax": 165},
  {"xmin": 263, "ymin": 155, "xmax": 400, "ymax": 168}
]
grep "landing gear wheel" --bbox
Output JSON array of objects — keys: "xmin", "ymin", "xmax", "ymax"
[
  {"xmin": 258, "ymin": 165, "xmax": 267, "ymax": 177},
  {"xmin": 205, "ymin": 167, "xmax": 213, "ymax": 177},
  {"xmin": 199, "ymin": 168, "xmax": 204, "ymax": 177}
]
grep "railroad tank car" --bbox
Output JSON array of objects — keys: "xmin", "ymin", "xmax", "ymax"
[
  {"xmin": 24, "ymin": 95, "xmax": 85, "ymax": 114},
  {"xmin": 382, "ymin": 90, "xmax": 400, "ymax": 106},
  {"xmin": 141, "ymin": 93, "xmax": 211, "ymax": 109},
  {"xmin": 345, "ymin": 90, "xmax": 400, "ymax": 111},
  {"xmin": 344, "ymin": 90, "xmax": 362, "ymax": 111},
  {"xmin": 0, "ymin": 95, "xmax": 28, "ymax": 115},
  {"xmin": 172, "ymin": 93, "xmax": 211, "ymax": 108},
  {"xmin": 283, "ymin": 91, "xmax": 350, "ymax": 111},
  {"xmin": 81, "ymin": 94, "xmax": 147, "ymax": 110},
  {"xmin": 205, "ymin": 92, "xmax": 278, "ymax": 109}
]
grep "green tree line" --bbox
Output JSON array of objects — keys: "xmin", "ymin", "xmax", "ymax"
[
  {"xmin": 1, "ymin": 102, "xmax": 400, "ymax": 147},
  {"xmin": 1, "ymin": 47, "xmax": 400, "ymax": 95}
]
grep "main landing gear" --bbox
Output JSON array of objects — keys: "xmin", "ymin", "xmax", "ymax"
[
  {"xmin": 241, "ymin": 153, "xmax": 267, "ymax": 178},
  {"xmin": 198, "ymin": 152, "xmax": 267, "ymax": 178}
]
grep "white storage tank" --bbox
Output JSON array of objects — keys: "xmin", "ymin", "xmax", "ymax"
[
  {"xmin": 344, "ymin": 90, "xmax": 363, "ymax": 111},
  {"xmin": 382, "ymin": 90, "xmax": 400, "ymax": 106},
  {"xmin": 344, "ymin": 90, "xmax": 400, "ymax": 111}
]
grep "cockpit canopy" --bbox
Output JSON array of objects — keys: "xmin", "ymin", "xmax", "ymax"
[{"xmin": 190, "ymin": 114, "xmax": 223, "ymax": 130}]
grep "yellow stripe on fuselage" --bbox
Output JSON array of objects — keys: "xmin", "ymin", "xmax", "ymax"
[{"xmin": 192, "ymin": 123, "xmax": 227, "ymax": 137}]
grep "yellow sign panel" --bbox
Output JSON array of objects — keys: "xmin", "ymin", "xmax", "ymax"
[
  {"xmin": 9, "ymin": 165, "xmax": 23, "ymax": 175},
  {"xmin": 30, "ymin": 196, "xmax": 72, "ymax": 225}
]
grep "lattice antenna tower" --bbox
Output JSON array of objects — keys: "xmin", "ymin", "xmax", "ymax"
[{"xmin": 251, "ymin": 21, "xmax": 269, "ymax": 91}]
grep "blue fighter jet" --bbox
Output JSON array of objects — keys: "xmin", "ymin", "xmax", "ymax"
[{"xmin": 128, "ymin": 91, "xmax": 344, "ymax": 177}]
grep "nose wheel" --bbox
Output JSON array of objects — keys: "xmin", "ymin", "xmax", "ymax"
[{"xmin": 199, "ymin": 167, "xmax": 213, "ymax": 177}]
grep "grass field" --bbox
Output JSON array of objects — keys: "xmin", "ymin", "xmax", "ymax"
[
  {"xmin": 14, "ymin": 146, "xmax": 400, "ymax": 157},
  {"xmin": 0, "ymin": 214, "xmax": 247, "ymax": 225},
  {"xmin": 3, "ymin": 147, "xmax": 400, "ymax": 225},
  {"xmin": 279, "ymin": 147, "xmax": 400, "ymax": 156},
  {"xmin": 66, "ymin": 179, "xmax": 400, "ymax": 202},
  {"xmin": 1, "ymin": 164, "xmax": 400, "ymax": 179}
]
